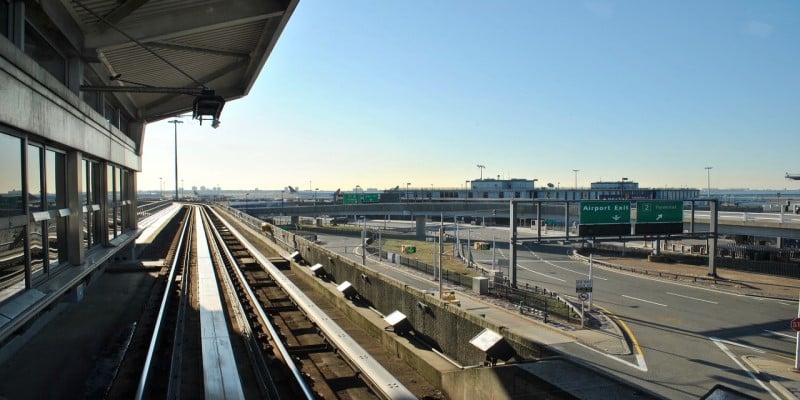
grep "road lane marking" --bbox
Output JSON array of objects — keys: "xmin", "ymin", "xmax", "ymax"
[
  {"xmin": 575, "ymin": 304, "xmax": 648, "ymax": 372},
  {"xmin": 763, "ymin": 329, "xmax": 796, "ymax": 339},
  {"xmin": 519, "ymin": 267, "xmax": 567, "ymax": 282},
  {"xmin": 666, "ymin": 292, "xmax": 718, "ymax": 304},
  {"xmin": 521, "ymin": 245, "xmax": 609, "ymax": 280},
  {"xmin": 621, "ymin": 295, "xmax": 667, "ymax": 307},
  {"xmin": 708, "ymin": 337, "xmax": 766, "ymax": 353},
  {"xmin": 710, "ymin": 338, "xmax": 780, "ymax": 400},
  {"xmin": 575, "ymin": 342, "xmax": 648, "ymax": 372}
]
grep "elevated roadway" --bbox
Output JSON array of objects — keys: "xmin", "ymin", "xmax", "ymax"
[{"xmin": 245, "ymin": 201, "xmax": 800, "ymax": 240}]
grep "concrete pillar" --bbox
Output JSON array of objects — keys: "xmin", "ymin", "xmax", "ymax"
[
  {"xmin": 536, "ymin": 202, "xmax": 541, "ymax": 241},
  {"xmin": 415, "ymin": 215, "xmax": 426, "ymax": 239},
  {"xmin": 509, "ymin": 200, "xmax": 518, "ymax": 287},
  {"xmin": 66, "ymin": 151, "xmax": 84, "ymax": 265},
  {"xmin": 708, "ymin": 200, "xmax": 718, "ymax": 277}
]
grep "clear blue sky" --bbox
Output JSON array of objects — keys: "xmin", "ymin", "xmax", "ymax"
[{"xmin": 140, "ymin": 0, "xmax": 800, "ymax": 193}]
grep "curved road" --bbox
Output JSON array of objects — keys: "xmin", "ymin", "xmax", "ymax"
[{"xmin": 319, "ymin": 220, "xmax": 797, "ymax": 399}]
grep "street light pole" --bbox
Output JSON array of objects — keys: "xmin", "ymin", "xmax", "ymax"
[
  {"xmin": 573, "ymin": 169, "xmax": 580, "ymax": 190},
  {"xmin": 168, "ymin": 119, "xmax": 183, "ymax": 200},
  {"xmin": 705, "ymin": 166, "xmax": 713, "ymax": 197},
  {"xmin": 406, "ymin": 182, "xmax": 410, "ymax": 202},
  {"xmin": 477, "ymin": 164, "xmax": 485, "ymax": 180}
]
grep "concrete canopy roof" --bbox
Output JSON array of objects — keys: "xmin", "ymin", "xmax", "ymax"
[{"xmin": 64, "ymin": 0, "xmax": 298, "ymax": 124}]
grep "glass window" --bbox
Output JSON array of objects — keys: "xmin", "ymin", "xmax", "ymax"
[
  {"xmin": 114, "ymin": 168, "xmax": 122, "ymax": 234},
  {"xmin": 0, "ymin": 226, "xmax": 26, "ymax": 301},
  {"xmin": 24, "ymin": 23, "xmax": 66, "ymax": 84},
  {"xmin": 27, "ymin": 145, "xmax": 42, "ymax": 212},
  {"xmin": 1, "ymin": 1, "xmax": 10, "ymax": 39},
  {"xmin": 0, "ymin": 132, "xmax": 25, "ymax": 298},
  {"xmin": 46, "ymin": 150, "xmax": 66, "ymax": 267},
  {"xmin": 82, "ymin": 159, "xmax": 90, "ymax": 249},
  {"xmin": 0, "ymin": 133, "xmax": 23, "ymax": 216},
  {"xmin": 27, "ymin": 145, "xmax": 45, "ymax": 276},
  {"xmin": 107, "ymin": 165, "xmax": 116, "ymax": 239}
]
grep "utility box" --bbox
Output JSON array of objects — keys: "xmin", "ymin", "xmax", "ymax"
[{"xmin": 473, "ymin": 276, "xmax": 489, "ymax": 295}]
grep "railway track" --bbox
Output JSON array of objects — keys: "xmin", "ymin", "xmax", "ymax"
[{"xmin": 130, "ymin": 204, "xmax": 416, "ymax": 399}]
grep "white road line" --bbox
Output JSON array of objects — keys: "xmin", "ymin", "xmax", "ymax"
[
  {"xmin": 521, "ymin": 245, "xmax": 609, "ymax": 280},
  {"xmin": 708, "ymin": 336, "xmax": 766, "ymax": 353},
  {"xmin": 520, "ymin": 267, "xmax": 567, "ymax": 282},
  {"xmin": 763, "ymin": 329, "xmax": 796, "ymax": 339},
  {"xmin": 621, "ymin": 295, "xmax": 667, "ymax": 307},
  {"xmin": 574, "ymin": 342, "xmax": 648, "ymax": 372},
  {"xmin": 710, "ymin": 338, "xmax": 780, "ymax": 400},
  {"xmin": 666, "ymin": 292, "xmax": 718, "ymax": 304}
]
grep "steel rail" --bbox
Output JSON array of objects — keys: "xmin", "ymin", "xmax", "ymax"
[
  {"xmin": 202, "ymin": 206, "xmax": 314, "ymax": 399},
  {"xmin": 208, "ymin": 206, "xmax": 417, "ymax": 400},
  {"xmin": 135, "ymin": 205, "xmax": 191, "ymax": 400}
]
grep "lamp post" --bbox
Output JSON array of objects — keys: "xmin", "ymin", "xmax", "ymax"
[
  {"xmin": 245, "ymin": 193, "xmax": 249, "ymax": 214},
  {"xmin": 314, "ymin": 188, "xmax": 319, "ymax": 206},
  {"xmin": 281, "ymin": 190, "xmax": 284, "ymax": 215},
  {"xmin": 406, "ymin": 182, "xmax": 410, "ymax": 202},
  {"xmin": 573, "ymin": 169, "xmax": 579, "ymax": 190},
  {"xmin": 159, "ymin": 177, "xmax": 163, "ymax": 199},
  {"xmin": 704, "ymin": 167, "xmax": 713, "ymax": 197},
  {"xmin": 477, "ymin": 164, "xmax": 485, "ymax": 180},
  {"xmin": 168, "ymin": 119, "xmax": 183, "ymax": 200},
  {"xmin": 620, "ymin": 177, "xmax": 628, "ymax": 199}
]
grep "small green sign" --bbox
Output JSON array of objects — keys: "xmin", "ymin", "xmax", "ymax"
[
  {"xmin": 637, "ymin": 201, "xmax": 683, "ymax": 223},
  {"xmin": 343, "ymin": 193, "xmax": 380, "ymax": 204},
  {"xmin": 580, "ymin": 201, "xmax": 631, "ymax": 224}
]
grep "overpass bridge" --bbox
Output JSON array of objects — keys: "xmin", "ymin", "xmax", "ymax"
[{"xmin": 241, "ymin": 200, "xmax": 800, "ymax": 241}]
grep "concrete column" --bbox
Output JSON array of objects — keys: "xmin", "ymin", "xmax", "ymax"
[
  {"xmin": 66, "ymin": 151, "xmax": 84, "ymax": 265},
  {"xmin": 509, "ymin": 200, "xmax": 518, "ymax": 288},
  {"xmin": 536, "ymin": 202, "xmax": 541, "ymax": 241},
  {"xmin": 128, "ymin": 172, "xmax": 138, "ymax": 229},
  {"xmin": 415, "ymin": 215, "xmax": 426, "ymax": 239},
  {"xmin": 708, "ymin": 200, "xmax": 718, "ymax": 277},
  {"xmin": 99, "ymin": 162, "xmax": 109, "ymax": 245}
]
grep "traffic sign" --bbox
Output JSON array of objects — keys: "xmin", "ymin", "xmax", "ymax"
[
  {"xmin": 576, "ymin": 279, "xmax": 593, "ymax": 293},
  {"xmin": 580, "ymin": 201, "xmax": 631, "ymax": 224},
  {"xmin": 578, "ymin": 293, "xmax": 589, "ymax": 301},
  {"xmin": 637, "ymin": 201, "xmax": 683, "ymax": 223},
  {"xmin": 791, "ymin": 317, "xmax": 800, "ymax": 332}
]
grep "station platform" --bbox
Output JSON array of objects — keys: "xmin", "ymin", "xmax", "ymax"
[{"xmin": 0, "ymin": 205, "xmax": 182, "ymax": 399}]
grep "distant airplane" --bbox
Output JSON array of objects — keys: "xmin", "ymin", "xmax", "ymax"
[
  {"xmin": 786, "ymin": 173, "xmax": 800, "ymax": 180},
  {"xmin": 287, "ymin": 186, "xmax": 297, "ymax": 193}
]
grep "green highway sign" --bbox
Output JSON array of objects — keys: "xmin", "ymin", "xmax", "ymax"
[
  {"xmin": 580, "ymin": 201, "xmax": 631, "ymax": 224},
  {"xmin": 637, "ymin": 201, "xmax": 683, "ymax": 223},
  {"xmin": 343, "ymin": 193, "xmax": 380, "ymax": 204}
]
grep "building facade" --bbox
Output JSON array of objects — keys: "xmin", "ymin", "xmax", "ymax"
[{"xmin": 0, "ymin": 0, "xmax": 296, "ymax": 349}]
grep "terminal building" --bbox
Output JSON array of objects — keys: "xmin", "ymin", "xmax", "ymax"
[
  {"xmin": 401, "ymin": 179, "xmax": 699, "ymax": 202},
  {"xmin": 0, "ymin": 0, "xmax": 296, "ymax": 352}
]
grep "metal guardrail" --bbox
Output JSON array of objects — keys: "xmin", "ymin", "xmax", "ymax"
[{"xmin": 136, "ymin": 200, "xmax": 173, "ymax": 220}]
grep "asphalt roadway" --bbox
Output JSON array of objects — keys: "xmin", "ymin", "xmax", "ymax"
[{"xmin": 315, "ymin": 221, "xmax": 800, "ymax": 399}]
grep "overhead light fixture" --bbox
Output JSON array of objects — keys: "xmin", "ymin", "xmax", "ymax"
[{"xmin": 193, "ymin": 88, "xmax": 225, "ymax": 128}]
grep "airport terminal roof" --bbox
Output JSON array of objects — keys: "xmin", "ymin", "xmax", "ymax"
[{"xmin": 63, "ymin": 0, "xmax": 297, "ymax": 123}]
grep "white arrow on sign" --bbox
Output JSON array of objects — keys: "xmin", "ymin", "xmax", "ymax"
[
  {"xmin": 612, "ymin": 215, "xmax": 620, "ymax": 221},
  {"xmin": 656, "ymin": 214, "xmax": 663, "ymax": 221}
]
